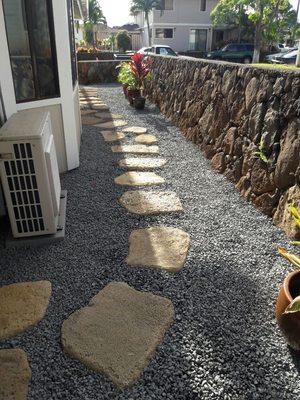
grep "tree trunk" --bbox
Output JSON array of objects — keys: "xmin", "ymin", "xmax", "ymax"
[
  {"xmin": 237, "ymin": 25, "xmax": 242, "ymax": 44},
  {"xmin": 252, "ymin": 22, "xmax": 262, "ymax": 63},
  {"xmin": 145, "ymin": 12, "xmax": 151, "ymax": 47}
]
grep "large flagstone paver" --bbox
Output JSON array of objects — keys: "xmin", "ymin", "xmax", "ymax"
[
  {"xmin": 119, "ymin": 158, "xmax": 168, "ymax": 170},
  {"xmin": 61, "ymin": 282, "xmax": 174, "ymax": 389},
  {"xmin": 119, "ymin": 190, "xmax": 183, "ymax": 215},
  {"xmin": 96, "ymin": 120, "xmax": 127, "ymax": 130},
  {"xmin": 122, "ymin": 126, "xmax": 148, "ymax": 134},
  {"xmin": 0, "ymin": 349, "xmax": 31, "ymax": 400},
  {"xmin": 0, "ymin": 281, "xmax": 52, "ymax": 339},
  {"xmin": 101, "ymin": 131, "xmax": 125, "ymax": 142},
  {"xmin": 111, "ymin": 145, "xmax": 159, "ymax": 154},
  {"xmin": 126, "ymin": 227, "xmax": 191, "ymax": 272},
  {"xmin": 135, "ymin": 134, "xmax": 158, "ymax": 145},
  {"xmin": 115, "ymin": 172, "xmax": 165, "ymax": 186}
]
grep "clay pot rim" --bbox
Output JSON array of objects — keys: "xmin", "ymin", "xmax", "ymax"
[{"xmin": 283, "ymin": 269, "xmax": 300, "ymax": 303}]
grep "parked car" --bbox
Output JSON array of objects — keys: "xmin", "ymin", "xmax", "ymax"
[
  {"xmin": 265, "ymin": 48, "xmax": 297, "ymax": 63},
  {"xmin": 277, "ymin": 43, "xmax": 295, "ymax": 52},
  {"xmin": 114, "ymin": 52, "xmax": 134, "ymax": 61},
  {"xmin": 138, "ymin": 45, "xmax": 178, "ymax": 57},
  {"xmin": 271, "ymin": 49, "xmax": 298, "ymax": 65},
  {"xmin": 206, "ymin": 43, "xmax": 254, "ymax": 64}
]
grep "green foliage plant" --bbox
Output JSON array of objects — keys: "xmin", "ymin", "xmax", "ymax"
[
  {"xmin": 254, "ymin": 138, "xmax": 268, "ymax": 163},
  {"xmin": 117, "ymin": 63, "xmax": 139, "ymax": 90},
  {"xmin": 289, "ymin": 204, "xmax": 300, "ymax": 229},
  {"xmin": 116, "ymin": 31, "xmax": 131, "ymax": 52}
]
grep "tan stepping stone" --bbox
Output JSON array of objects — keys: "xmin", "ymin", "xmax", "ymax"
[
  {"xmin": 119, "ymin": 190, "xmax": 183, "ymax": 215},
  {"xmin": 119, "ymin": 158, "xmax": 167, "ymax": 170},
  {"xmin": 82, "ymin": 96, "xmax": 99, "ymax": 101},
  {"xmin": 95, "ymin": 113, "xmax": 123, "ymax": 120},
  {"xmin": 126, "ymin": 227, "xmax": 190, "ymax": 273},
  {"xmin": 81, "ymin": 116, "xmax": 102, "ymax": 125},
  {"xmin": 96, "ymin": 120, "xmax": 127, "ymax": 130},
  {"xmin": 0, "ymin": 281, "xmax": 52, "ymax": 339},
  {"xmin": 61, "ymin": 282, "xmax": 174, "ymax": 389},
  {"xmin": 81, "ymin": 109, "xmax": 96, "ymax": 116},
  {"xmin": 0, "ymin": 349, "xmax": 31, "ymax": 400},
  {"xmin": 102, "ymin": 131, "xmax": 125, "ymax": 142},
  {"xmin": 81, "ymin": 102, "xmax": 105, "ymax": 107},
  {"xmin": 115, "ymin": 172, "xmax": 165, "ymax": 186},
  {"xmin": 91, "ymin": 105, "xmax": 110, "ymax": 111},
  {"xmin": 122, "ymin": 126, "xmax": 148, "ymax": 135},
  {"xmin": 135, "ymin": 134, "xmax": 158, "ymax": 145},
  {"xmin": 111, "ymin": 145, "xmax": 159, "ymax": 154}
]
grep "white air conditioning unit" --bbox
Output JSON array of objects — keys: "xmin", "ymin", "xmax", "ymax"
[{"xmin": 0, "ymin": 110, "xmax": 63, "ymax": 238}]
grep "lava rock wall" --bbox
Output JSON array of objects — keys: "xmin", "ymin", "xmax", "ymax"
[
  {"xmin": 146, "ymin": 56, "xmax": 300, "ymax": 239},
  {"xmin": 78, "ymin": 61, "xmax": 120, "ymax": 85}
]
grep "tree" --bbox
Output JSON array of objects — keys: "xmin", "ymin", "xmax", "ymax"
[
  {"xmin": 88, "ymin": 0, "xmax": 106, "ymax": 25},
  {"xmin": 211, "ymin": 0, "xmax": 298, "ymax": 63},
  {"xmin": 211, "ymin": 0, "xmax": 248, "ymax": 43},
  {"xmin": 116, "ymin": 31, "xmax": 132, "ymax": 52},
  {"xmin": 130, "ymin": 0, "xmax": 161, "ymax": 46},
  {"xmin": 84, "ymin": 0, "xmax": 106, "ymax": 49}
]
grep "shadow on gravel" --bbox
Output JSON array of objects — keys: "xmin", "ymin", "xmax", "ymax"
[{"xmin": 168, "ymin": 265, "xmax": 285, "ymax": 398}]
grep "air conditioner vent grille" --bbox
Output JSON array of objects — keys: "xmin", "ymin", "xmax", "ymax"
[{"xmin": 4, "ymin": 143, "xmax": 45, "ymax": 234}]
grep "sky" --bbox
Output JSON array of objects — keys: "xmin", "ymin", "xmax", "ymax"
[
  {"xmin": 101, "ymin": 0, "xmax": 133, "ymax": 27},
  {"xmin": 100, "ymin": 0, "xmax": 299, "ymax": 27}
]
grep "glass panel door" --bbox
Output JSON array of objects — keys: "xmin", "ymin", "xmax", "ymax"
[
  {"xmin": 2, "ymin": 0, "xmax": 59, "ymax": 102},
  {"xmin": 189, "ymin": 29, "xmax": 207, "ymax": 51}
]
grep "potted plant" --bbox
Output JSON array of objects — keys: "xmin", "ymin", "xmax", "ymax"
[
  {"xmin": 117, "ymin": 54, "xmax": 152, "ymax": 110},
  {"xmin": 117, "ymin": 62, "xmax": 138, "ymax": 100},
  {"xmin": 129, "ymin": 53, "xmax": 152, "ymax": 110},
  {"xmin": 276, "ymin": 247, "xmax": 300, "ymax": 350}
]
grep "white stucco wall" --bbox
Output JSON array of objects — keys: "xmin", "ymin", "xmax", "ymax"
[
  {"xmin": 0, "ymin": 0, "xmax": 81, "ymax": 173},
  {"xmin": 136, "ymin": 0, "xmax": 216, "ymax": 51}
]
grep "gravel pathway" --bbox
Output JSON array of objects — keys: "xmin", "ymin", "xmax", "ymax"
[{"xmin": 0, "ymin": 84, "xmax": 299, "ymax": 400}]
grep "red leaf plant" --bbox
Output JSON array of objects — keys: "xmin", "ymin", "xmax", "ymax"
[{"xmin": 129, "ymin": 53, "xmax": 153, "ymax": 90}]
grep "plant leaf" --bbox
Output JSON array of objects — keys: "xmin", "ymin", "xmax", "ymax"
[
  {"xmin": 289, "ymin": 205, "xmax": 300, "ymax": 220},
  {"xmin": 284, "ymin": 296, "xmax": 300, "ymax": 314},
  {"xmin": 260, "ymin": 153, "xmax": 268, "ymax": 163},
  {"xmin": 278, "ymin": 247, "xmax": 300, "ymax": 269}
]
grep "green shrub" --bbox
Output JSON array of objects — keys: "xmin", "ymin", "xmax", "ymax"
[{"xmin": 116, "ymin": 31, "xmax": 131, "ymax": 52}]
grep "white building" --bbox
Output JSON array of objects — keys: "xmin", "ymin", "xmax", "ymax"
[
  {"xmin": 0, "ymin": 0, "xmax": 88, "ymax": 174},
  {"xmin": 0, "ymin": 0, "xmax": 88, "ymax": 223},
  {"xmin": 134, "ymin": 0, "xmax": 217, "ymax": 52}
]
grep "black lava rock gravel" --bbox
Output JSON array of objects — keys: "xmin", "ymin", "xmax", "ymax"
[{"xmin": 0, "ymin": 84, "xmax": 299, "ymax": 400}]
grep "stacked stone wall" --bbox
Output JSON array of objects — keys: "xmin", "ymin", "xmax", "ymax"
[{"xmin": 146, "ymin": 57, "xmax": 300, "ymax": 238}]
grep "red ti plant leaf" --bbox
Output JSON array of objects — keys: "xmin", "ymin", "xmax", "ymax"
[{"xmin": 129, "ymin": 53, "xmax": 152, "ymax": 89}]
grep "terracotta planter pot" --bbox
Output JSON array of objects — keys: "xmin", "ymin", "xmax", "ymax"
[
  {"xmin": 127, "ymin": 89, "xmax": 141, "ymax": 106},
  {"xmin": 276, "ymin": 270, "xmax": 300, "ymax": 350}
]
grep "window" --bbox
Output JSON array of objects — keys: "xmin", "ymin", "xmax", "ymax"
[
  {"xmin": 3, "ymin": 0, "xmax": 59, "ymax": 103},
  {"xmin": 189, "ymin": 29, "xmax": 207, "ymax": 51},
  {"xmin": 157, "ymin": 47, "xmax": 177, "ymax": 56},
  {"xmin": 67, "ymin": 0, "xmax": 77, "ymax": 87},
  {"xmin": 156, "ymin": 0, "xmax": 173, "ymax": 10},
  {"xmin": 155, "ymin": 28, "xmax": 174, "ymax": 39},
  {"xmin": 200, "ymin": 0, "xmax": 206, "ymax": 11}
]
